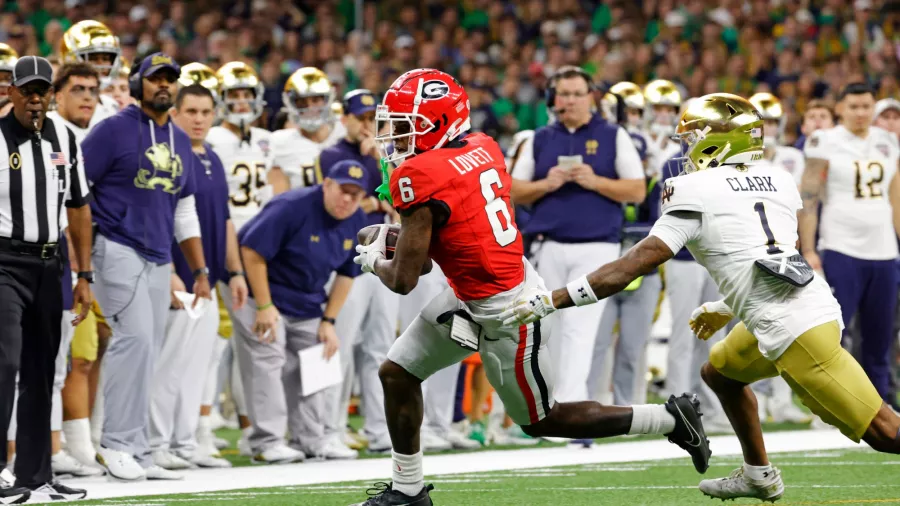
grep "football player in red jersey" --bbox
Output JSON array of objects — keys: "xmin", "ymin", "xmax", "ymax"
[{"xmin": 351, "ymin": 69, "xmax": 711, "ymax": 506}]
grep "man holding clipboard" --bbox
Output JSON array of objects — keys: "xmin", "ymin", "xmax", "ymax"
[{"xmin": 509, "ymin": 66, "xmax": 645, "ymax": 441}]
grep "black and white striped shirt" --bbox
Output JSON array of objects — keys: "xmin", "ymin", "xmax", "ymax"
[{"xmin": 0, "ymin": 113, "xmax": 91, "ymax": 244}]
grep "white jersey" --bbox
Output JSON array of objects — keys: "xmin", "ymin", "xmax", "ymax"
[
  {"xmin": 88, "ymin": 94, "xmax": 118, "ymax": 129},
  {"xmin": 653, "ymin": 139, "xmax": 683, "ymax": 177},
  {"xmin": 804, "ymin": 125, "xmax": 900, "ymax": 260},
  {"xmin": 771, "ymin": 145, "xmax": 805, "ymax": 185},
  {"xmin": 270, "ymin": 122, "xmax": 346, "ymax": 189},
  {"xmin": 206, "ymin": 125, "xmax": 274, "ymax": 230},
  {"xmin": 650, "ymin": 165, "xmax": 842, "ymax": 360}
]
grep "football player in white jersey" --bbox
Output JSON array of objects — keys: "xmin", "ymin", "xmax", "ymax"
[
  {"xmin": 0, "ymin": 43, "xmax": 18, "ymax": 100},
  {"xmin": 203, "ymin": 61, "xmax": 272, "ymax": 454},
  {"xmin": 750, "ymin": 93, "xmax": 806, "ymax": 186},
  {"xmin": 643, "ymin": 79, "xmax": 683, "ymax": 172},
  {"xmin": 801, "ymin": 82, "xmax": 900, "ymax": 407},
  {"xmin": 874, "ymin": 98, "xmax": 900, "ymax": 139},
  {"xmin": 103, "ymin": 56, "xmax": 134, "ymax": 111},
  {"xmin": 207, "ymin": 61, "xmax": 273, "ymax": 230},
  {"xmin": 59, "ymin": 20, "xmax": 122, "ymax": 127},
  {"xmin": 503, "ymin": 93, "xmax": 900, "ymax": 502},
  {"xmin": 604, "ymin": 82, "xmax": 660, "ymax": 175},
  {"xmin": 268, "ymin": 67, "xmax": 346, "ymax": 194},
  {"xmin": 39, "ymin": 62, "xmax": 106, "ymax": 478}
]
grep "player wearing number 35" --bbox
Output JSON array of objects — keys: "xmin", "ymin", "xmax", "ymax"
[
  {"xmin": 800, "ymin": 82, "xmax": 900, "ymax": 404},
  {"xmin": 501, "ymin": 93, "xmax": 900, "ymax": 503},
  {"xmin": 350, "ymin": 69, "xmax": 711, "ymax": 506}
]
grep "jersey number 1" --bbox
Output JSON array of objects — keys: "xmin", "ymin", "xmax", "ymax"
[
  {"xmin": 753, "ymin": 201, "xmax": 782, "ymax": 255},
  {"xmin": 480, "ymin": 168, "xmax": 517, "ymax": 247}
]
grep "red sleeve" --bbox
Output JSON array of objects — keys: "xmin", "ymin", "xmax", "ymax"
[{"xmin": 390, "ymin": 162, "xmax": 441, "ymax": 213}]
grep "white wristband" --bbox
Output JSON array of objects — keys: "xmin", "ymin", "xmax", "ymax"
[{"xmin": 566, "ymin": 275, "xmax": 598, "ymax": 307}]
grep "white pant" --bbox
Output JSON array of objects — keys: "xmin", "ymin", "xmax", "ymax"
[
  {"xmin": 398, "ymin": 265, "xmax": 459, "ymax": 437},
  {"xmin": 149, "ymin": 288, "xmax": 220, "ymax": 455},
  {"xmin": 388, "ymin": 259, "xmax": 554, "ymax": 426},
  {"xmin": 535, "ymin": 240, "xmax": 621, "ymax": 403},
  {"xmin": 51, "ymin": 310, "xmax": 77, "ymax": 433},
  {"xmin": 664, "ymin": 260, "xmax": 725, "ymax": 418},
  {"xmin": 325, "ymin": 274, "xmax": 399, "ymax": 440}
]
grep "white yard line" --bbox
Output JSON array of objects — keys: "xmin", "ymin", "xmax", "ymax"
[{"xmin": 70, "ymin": 429, "xmax": 862, "ymax": 501}]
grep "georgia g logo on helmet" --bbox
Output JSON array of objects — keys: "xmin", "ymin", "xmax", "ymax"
[{"xmin": 421, "ymin": 80, "xmax": 450, "ymax": 100}]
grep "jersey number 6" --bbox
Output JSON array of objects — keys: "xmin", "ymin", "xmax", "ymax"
[{"xmin": 480, "ymin": 168, "xmax": 517, "ymax": 247}]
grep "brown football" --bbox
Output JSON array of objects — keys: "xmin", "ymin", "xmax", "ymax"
[{"xmin": 356, "ymin": 224, "xmax": 433, "ymax": 274}]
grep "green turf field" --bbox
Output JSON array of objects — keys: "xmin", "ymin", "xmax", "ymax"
[{"xmin": 68, "ymin": 447, "xmax": 899, "ymax": 506}]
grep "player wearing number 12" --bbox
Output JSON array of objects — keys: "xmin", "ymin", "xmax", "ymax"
[
  {"xmin": 502, "ymin": 93, "xmax": 900, "ymax": 502},
  {"xmin": 801, "ymin": 83, "xmax": 900, "ymax": 404},
  {"xmin": 350, "ymin": 69, "xmax": 711, "ymax": 506}
]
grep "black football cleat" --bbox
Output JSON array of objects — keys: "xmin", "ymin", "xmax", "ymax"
[
  {"xmin": 350, "ymin": 482, "xmax": 434, "ymax": 506},
  {"xmin": 664, "ymin": 393, "xmax": 712, "ymax": 474}
]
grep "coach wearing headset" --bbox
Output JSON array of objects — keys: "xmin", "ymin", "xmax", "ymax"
[
  {"xmin": 510, "ymin": 66, "xmax": 645, "ymax": 440},
  {"xmin": 81, "ymin": 52, "xmax": 210, "ymax": 481}
]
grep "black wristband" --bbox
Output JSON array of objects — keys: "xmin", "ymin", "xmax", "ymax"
[
  {"xmin": 77, "ymin": 271, "xmax": 94, "ymax": 284},
  {"xmin": 321, "ymin": 316, "xmax": 336, "ymax": 325},
  {"xmin": 228, "ymin": 270, "xmax": 245, "ymax": 280},
  {"xmin": 193, "ymin": 267, "xmax": 210, "ymax": 279}
]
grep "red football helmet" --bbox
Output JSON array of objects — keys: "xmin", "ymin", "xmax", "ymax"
[{"xmin": 376, "ymin": 68, "xmax": 471, "ymax": 164}]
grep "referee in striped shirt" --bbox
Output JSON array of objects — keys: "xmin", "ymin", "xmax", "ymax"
[{"xmin": 0, "ymin": 56, "xmax": 93, "ymax": 502}]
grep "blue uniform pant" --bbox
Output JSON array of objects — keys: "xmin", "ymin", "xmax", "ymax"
[{"xmin": 822, "ymin": 249, "xmax": 898, "ymax": 402}]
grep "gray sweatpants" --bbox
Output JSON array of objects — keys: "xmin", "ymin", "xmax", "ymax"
[
  {"xmin": 232, "ymin": 297, "xmax": 326, "ymax": 454},
  {"xmin": 325, "ymin": 273, "xmax": 398, "ymax": 442},
  {"xmin": 92, "ymin": 234, "xmax": 170, "ymax": 467},
  {"xmin": 589, "ymin": 273, "xmax": 662, "ymax": 405},
  {"xmin": 664, "ymin": 259, "xmax": 726, "ymax": 419}
]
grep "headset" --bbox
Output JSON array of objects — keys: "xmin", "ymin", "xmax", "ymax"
[
  {"xmin": 544, "ymin": 66, "xmax": 616, "ymax": 120},
  {"xmin": 128, "ymin": 57, "xmax": 143, "ymax": 100}
]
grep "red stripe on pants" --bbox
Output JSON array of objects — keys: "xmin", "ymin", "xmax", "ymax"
[{"xmin": 515, "ymin": 324, "xmax": 539, "ymax": 424}]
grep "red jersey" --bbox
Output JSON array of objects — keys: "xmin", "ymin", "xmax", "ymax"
[{"xmin": 390, "ymin": 133, "xmax": 525, "ymax": 301}]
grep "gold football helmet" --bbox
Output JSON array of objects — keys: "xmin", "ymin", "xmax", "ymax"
[
  {"xmin": 748, "ymin": 92, "xmax": 785, "ymax": 147},
  {"xmin": 0, "ymin": 43, "xmax": 18, "ymax": 73},
  {"xmin": 672, "ymin": 93, "xmax": 764, "ymax": 174},
  {"xmin": 283, "ymin": 67, "xmax": 335, "ymax": 132},
  {"xmin": 602, "ymin": 81, "xmax": 645, "ymax": 127},
  {"xmin": 179, "ymin": 62, "xmax": 220, "ymax": 101},
  {"xmin": 117, "ymin": 56, "xmax": 130, "ymax": 79},
  {"xmin": 60, "ymin": 20, "xmax": 121, "ymax": 87},
  {"xmin": 644, "ymin": 79, "xmax": 683, "ymax": 137},
  {"xmin": 0, "ymin": 43, "xmax": 18, "ymax": 97},
  {"xmin": 216, "ymin": 61, "xmax": 265, "ymax": 126}
]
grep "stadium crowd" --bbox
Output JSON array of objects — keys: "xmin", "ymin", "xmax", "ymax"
[{"xmin": 0, "ymin": 0, "xmax": 898, "ymax": 503}]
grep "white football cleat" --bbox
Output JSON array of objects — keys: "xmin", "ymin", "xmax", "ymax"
[
  {"xmin": 420, "ymin": 430, "xmax": 452, "ymax": 452},
  {"xmin": 173, "ymin": 450, "xmax": 232, "ymax": 469},
  {"xmin": 445, "ymin": 429, "xmax": 481, "ymax": 449},
  {"xmin": 251, "ymin": 444, "xmax": 305, "ymax": 465},
  {"xmin": 96, "ymin": 446, "xmax": 145, "ymax": 481},
  {"xmin": 699, "ymin": 466, "xmax": 784, "ymax": 502},
  {"xmin": 145, "ymin": 465, "xmax": 184, "ymax": 481},
  {"xmin": 51, "ymin": 450, "xmax": 105, "ymax": 478},
  {"xmin": 489, "ymin": 425, "xmax": 540, "ymax": 446},
  {"xmin": 768, "ymin": 399, "xmax": 811, "ymax": 424},
  {"xmin": 313, "ymin": 437, "xmax": 358, "ymax": 460},
  {"xmin": 703, "ymin": 414, "xmax": 735, "ymax": 435},
  {"xmin": 151, "ymin": 450, "xmax": 194, "ymax": 470},
  {"xmin": 366, "ymin": 434, "xmax": 393, "ymax": 454}
]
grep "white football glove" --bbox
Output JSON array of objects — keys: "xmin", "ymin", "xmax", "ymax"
[
  {"xmin": 689, "ymin": 299, "xmax": 734, "ymax": 341},
  {"xmin": 353, "ymin": 224, "xmax": 388, "ymax": 274},
  {"xmin": 499, "ymin": 288, "xmax": 556, "ymax": 327}
]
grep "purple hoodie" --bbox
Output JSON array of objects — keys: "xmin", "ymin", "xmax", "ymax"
[{"xmin": 82, "ymin": 104, "xmax": 197, "ymax": 264}]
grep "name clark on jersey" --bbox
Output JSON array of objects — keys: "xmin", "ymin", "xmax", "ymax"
[
  {"xmin": 727, "ymin": 176, "xmax": 778, "ymax": 192},
  {"xmin": 447, "ymin": 146, "xmax": 496, "ymax": 175}
]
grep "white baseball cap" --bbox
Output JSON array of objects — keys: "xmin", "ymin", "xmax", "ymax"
[{"xmin": 874, "ymin": 98, "xmax": 900, "ymax": 121}]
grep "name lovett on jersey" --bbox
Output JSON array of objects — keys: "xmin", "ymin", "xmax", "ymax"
[
  {"xmin": 447, "ymin": 146, "xmax": 496, "ymax": 174},
  {"xmin": 727, "ymin": 176, "xmax": 778, "ymax": 192}
]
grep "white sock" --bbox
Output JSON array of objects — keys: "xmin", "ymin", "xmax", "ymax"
[
  {"xmin": 241, "ymin": 426, "xmax": 253, "ymax": 439},
  {"xmin": 743, "ymin": 462, "xmax": 773, "ymax": 481},
  {"xmin": 197, "ymin": 415, "xmax": 212, "ymax": 434},
  {"xmin": 628, "ymin": 405, "xmax": 677, "ymax": 435},
  {"xmin": 391, "ymin": 450, "xmax": 424, "ymax": 497},
  {"xmin": 63, "ymin": 418, "xmax": 95, "ymax": 463}
]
